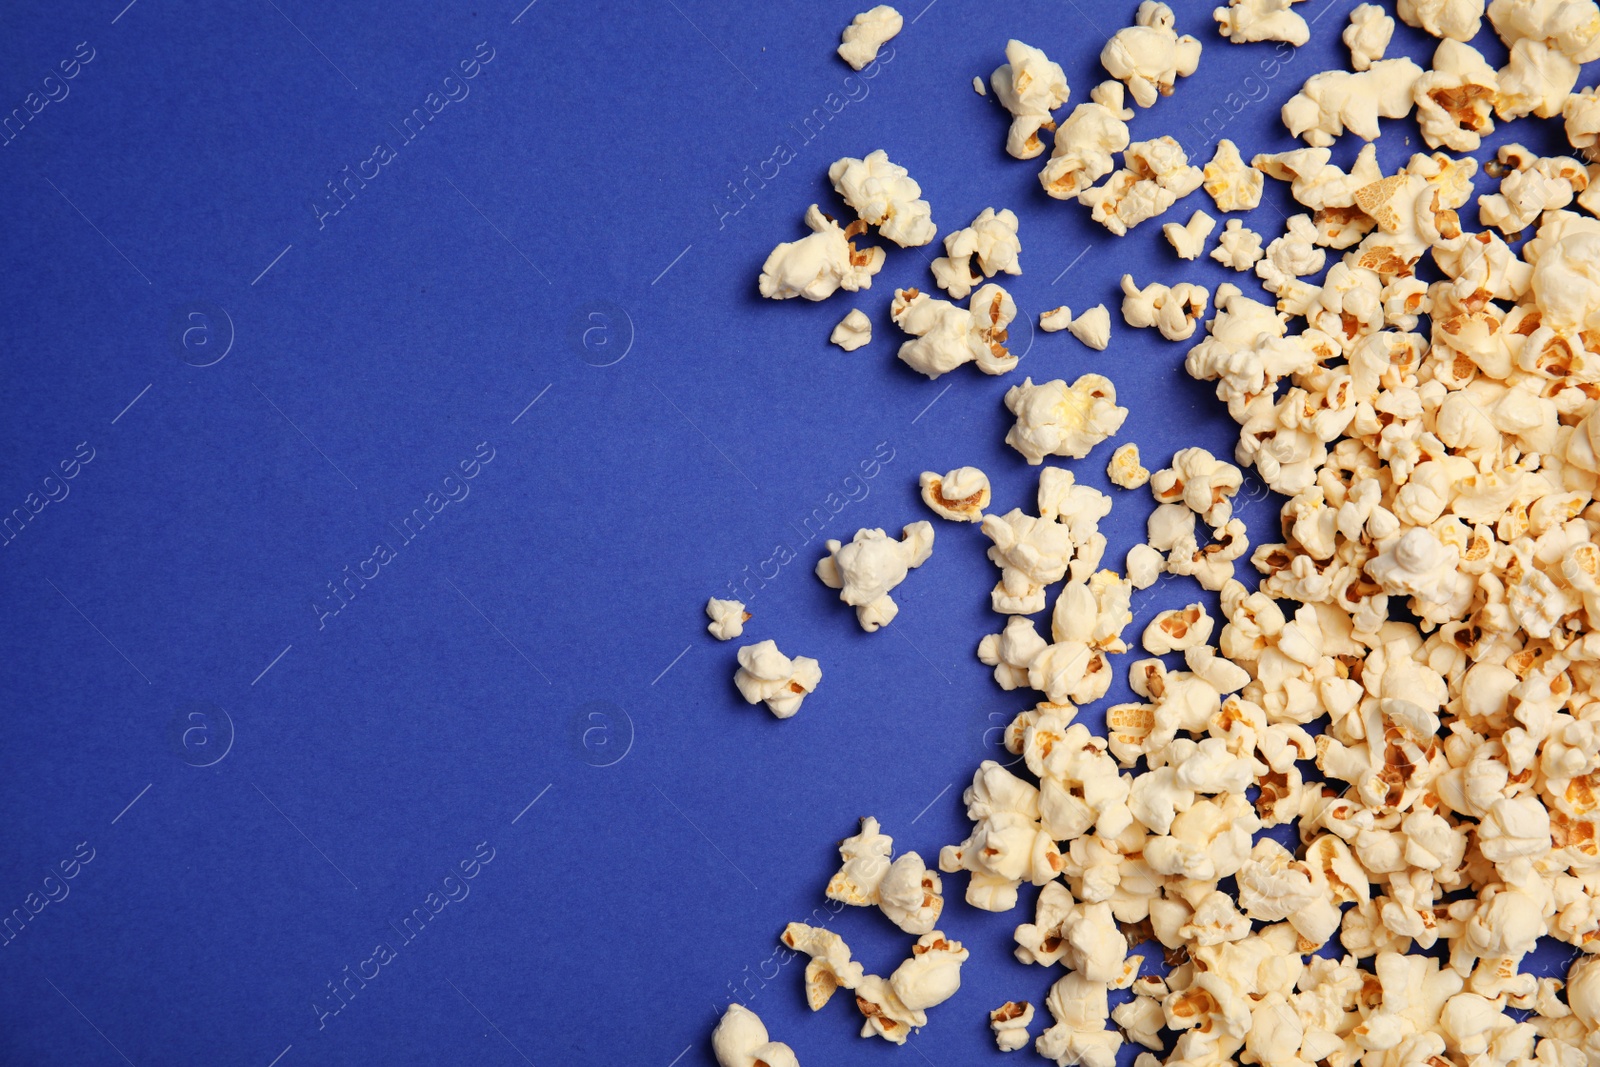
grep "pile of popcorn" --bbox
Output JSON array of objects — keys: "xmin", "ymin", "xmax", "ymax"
[{"xmin": 712, "ymin": 0, "xmax": 1600, "ymax": 1063}]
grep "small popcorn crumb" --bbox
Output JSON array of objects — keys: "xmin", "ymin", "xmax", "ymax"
[
  {"xmin": 837, "ymin": 5, "xmax": 902, "ymax": 71},
  {"xmin": 830, "ymin": 308, "xmax": 872, "ymax": 351},
  {"xmin": 1068, "ymin": 305, "xmax": 1111, "ymax": 350},
  {"xmin": 1040, "ymin": 305, "xmax": 1072, "ymax": 332},
  {"xmin": 1107, "ymin": 443, "xmax": 1149, "ymax": 489},
  {"xmin": 705, "ymin": 597, "xmax": 750, "ymax": 641},
  {"xmin": 920, "ymin": 467, "xmax": 992, "ymax": 522}
]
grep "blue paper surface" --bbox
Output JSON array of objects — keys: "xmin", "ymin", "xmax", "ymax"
[{"xmin": 0, "ymin": 1, "xmax": 1593, "ymax": 1063}]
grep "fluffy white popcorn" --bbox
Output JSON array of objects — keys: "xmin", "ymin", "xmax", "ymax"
[
  {"xmin": 837, "ymin": 5, "xmax": 902, "ymax": 70},
  {"xmin": 1345, "ymin": 3, "xmax": 1395, "ymax": 69},
  {"xmin": 1039, "ymin": 86, "xmax": 1132, "ymax": 199},
  {"xmin": 1163, "ymin": 210, "xmax": 1217, "ymax": 260},
  {"xmin": 990, "ymin": 1001, "xmax": 1035, "ymax": 1052},
  {"xmin": 1203, "ymin": 139, "xmax": 1263, "ymax": 212},
  {"xmin": 1143, "ymin": 603, "xmax": 1214, "ymax": 655},
  {"xmin": 1121, "ymin": 275, "xmax": 1209, "ymax": 341},
  {"xmin": 712, "ymin": 1004, "xmax": 799, "ymax": 1067},
  {"xmin": 991, "ymin": 40, "xmax": 1071, "ymax": 159},
  {"xmin": 1040, "ymin": 306, "xmax": 1072, "ymax": 332},
  {"xmin": 816, "ymin": 522, "xmax": 934, "ymax": 631},
  {"xmin": 1101, "ymin": 1, "xmax": 1203, "ymax": 108},
  {"xmin": 706, "ymin": 597, "xmax": 750, "ymax": 641},
  {"xmin": 1004, "ymin": 375, "xmax": 1128, "ymax": 464},
  {"xmin": 825, "ymin": 816, "xmax": 893, "ymax": 906},
  {"xmin": 1281, "ymin": 57, "xmax": 1424, "ymax": 146},
  {"xmin": 1478, "ymin": 145, "xmax": 1586, "ymax": 233},
  {"xmin": 829, "ymin": 151, "xmax": 936, "ymax": 248},
  {"xmin": 1108, "ymin": 443, "xmax": 1150, "ymax": 489},
  {"xmin": 1210, "ymin": 219, "xmax": 1265, "ymax": 270},
  {"xmin": 1399, "ymin": 0, "xmax": 1484, "ymax": 40},
  {"xmin": 1215, "ymin": 0, "xmax": 1309, "ymax": 46},
  {"xmin": 931, "ymin": 208, "xmax": 1022, "ymax": 299},
  {"xmin": 1069, "ymin": 305, "xmax": 1112, "ymax": 349},
  {"xmin": 1151, "ymin": 447, "xmax": 1243, "ymax": 525},
  {"xmin": 1127, "ymin": 543, "xmax": 1164, "ymax": 589},
  {"xmin": 1414, "ymin": 39, "xmax": 1499, "ymax": 152},
  {"xmin": 781, "ymin": 922, "xmax": 865, "ymax": 1011},
  {"xmin": 1037, "ymin": 973, "xmax": 1121, "ymax": 1067},
  {"xmin": 733, "ymin": 641, "xmax": 821, "ymax": 718},
  {"xmin": 1080, "ymin": 137, "xmax": 1205, "ymax": 235},
  {"xmin": 829, "ymin": 308, "xmax": 872, "ymax": 351},
  {"xmin": 876, "ymin": 850, "xmax": 945, "ymax": 935},
  {"xmin": 1489, "ymin": 0, "xmax": 1600, "ymax": 118},
  {"xmin": 888, "ymin": 931, "xmax": 968, "ymax": 1010},
  {"xmin": 889, "ymin": 285, "xmax": 1017, "ymax": 378},
  {"xmin": 759, "ymin": 205, "xmax": 885, "ymax": 300},
  {"xmin": 920, "ymin": 467, "xmax": 991, "ymax": 522}
]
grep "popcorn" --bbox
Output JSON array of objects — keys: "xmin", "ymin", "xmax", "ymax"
[
  {"xmin": 878, "ymin": 850, "xmax": 945, "ymax": 934},
  {"xmin": 1210, "ymin": 219, "xmax": 1265, "ymax": 270},
  {"xmin": 1121, "ymin": 275, "xmax": 1209, "ymax": 341},
  {"xmin": 1398, "ymin": 0, "xmax": 1484, "ymax": 40},
  {"xmin": 889, "ymin": 285, "xmax": 1017, "ymax": 378},
  {"xmin": 888, "ymin": 932, "xmax": 968, "ymax": 1010},
  {"xmin": 1080, "ymin": 137, "xmax": 1205, "ymax": 235},
  {"xmin": 1413, "ymin": 39, "xmax": 1499, "ymax": 152},
  {"xmin": 826, "ymin": 816, "xmax": 894, "ymax": 906},
  {"xmin": 1281, "ymin": 58, "xmax": 1425, "ymax": 146},
  {"xmin": 1488, "ymin": 0, "xmax": 1600, "ymax": 119},
  {"xmin": 1478, "ymin": 145, "xmax": 1586, "ymax": 234},
  {"xmin": 733, "ymin": 641, "xmax": 821, "ymax": 718},
  {"xmin": 854, "ymin": 973, "xmax": 926, "ymax": 1043},
  {"xmin": 781, "ymin": 922, "xmax": 865, "ymax": 1011},
  {"xmin": 1037, "ymin": 972, "xmax": 1122, "ymax": 1067},
  {"xmin": 829, "ymin": 151, "xmax": 936, "ymax": 248},
  {"xmin": 1127, "ymin": 543, "xmax": 1164, "ymax": 589},
  {"xmin": 759, "ymin": 205, "xmax": 885, "ymax": 300},
  {"xmin": 973, "ymin": 75, "xmax": 986, "ymax": 95},
  {"xmin": 829, "ymin": 308, "xmax": 872, "ymax": 351},
  {"xmin": 1040, "ymin": 85, "xmax": 1132, "ymax": 199},
  {"xmin": 1215, "ymin": 0, "xmax": 1310, "ymax": 46},
  {"xmin": 991, "ymin": 41, "xmax": 1071, "ymax": 159},
  {"xmin": 1101, "ymin": 1, "xmax": 1203, "ymax": 108},
  {"xmin": 1564, "ymin": 86, "xmax": 1600, "ymax": 161},
  {"xmin": 931, "ymin": 208, "xmax": 1022, "ymax": 299},
  {"xmin": 1345, "ymin": 3, "xmax": 1395, "ymax": 69},
  {"xmin": 815, "ymin": 522, "xmax": 935, "ymax": 631},
  {"xmin": 1164, "ymin": 210, "xmax": 1217, "ymax": 260},
  {"xmin": 1040, "ymin": 306, "xmax": 1071, "ymax": 332},
  {"xmin": 1257, "ymin": 215, "xmax": 1325, "ymax": 296},
  {"xmin": 1143, "ymin": 603, "xmax": 1215, "ymax": 655},
  {"xmin": 837, "ymin": 5, "xmax": 902, "ymax": 71},
  {"xmin": 712, "ymin": 1004, "xmax": 799, "ymax": 1067},
  {"xmin": 1004, "ymin": 375, "xmax": 1129, "ymax": 464},
  {"xmin": 920, "ymin": 467, "xmax": 991, "ymax": 522},
  {"xmin": 1070, "ymin": 305, "xmax": 1112, "ymax": 349},
  {"xmin": 990, "ymin": 1000, "xmax": 1035, "ymax": 1052},
  {"xmin": 706, "ymin": 597, "xmax": 750, "ymax": 641},
  {"xmin": 1150, "ymin": 447, "xmax": 1244, "ymax": 525},
  {"xmin": 1108, "ymin": 443, "xmax": 1150, "ymax": 489},
  {"xmin": 941, "ymin": 760, "xmax": 1063, "ymax": 911},
  {"xmin": 1203, "ymin": 140, "xmax": 1263, "ymax": 212}
]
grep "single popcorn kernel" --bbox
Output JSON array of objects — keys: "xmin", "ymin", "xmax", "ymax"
[{"xmin": 1107, "ymin": 443, "xmax": 1150, "ymax": 489}]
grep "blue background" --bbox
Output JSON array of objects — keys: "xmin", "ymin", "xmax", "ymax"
[{"xmin": 0, "ymin": 1, "xmax": 1590, "ymax": 1064}]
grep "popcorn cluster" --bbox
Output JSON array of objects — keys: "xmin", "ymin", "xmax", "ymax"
[{"xmin": 713, "ymin": 0, "xmax": 1600, "ymax": 1059}]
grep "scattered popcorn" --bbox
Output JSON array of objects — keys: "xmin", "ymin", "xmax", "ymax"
[
  {"xmin": 733, "ymin": 640, "xmax": 821, "ymax": 718},
  {"xmin": 1150, "ymin": 447, "xmax": 1243, "ymax": 525},
  {"xmin": 991, "ymin": 40, "xmax": 1071, "ymax": 159},
  {"xmin": 990, "ymin": 1000, "xmax": 1035, "ymax": 1052},
  {"xmin": 1142, "ymin": 603, "xmax": 1214, "ymax": 654},
  {"xmin": 1037, "ymin": 972, "xmax": 1121, "ymax": 1067},
  {"xmin": 1564, "ymin": 85, "xmax": 1600, "ymax": 160},
  {"xmin": 1080, "ymin": 136, "xmax": 1205, "ymax": 235},
  {"xmin": 829, "ymin": 151, "xmax": 936, "ymax": 248},
  {"xmin": 1215, "ymin": 0, "xmax": 1309, "ymax": 46},
  {"xmin": 1040, "ymin": 84, "xmax": 1133, "ymax": 199},
  {"xmin": 889, "ymin": 932, "xmax": 968, "ymax": 1009},
  {"xmin": 712, "ymin": 1004, "xmax": 799, "ymax": 1067},
  {"xmin": 1344, "ymin": 3, "xmax": 1395, "ymax": 69},
  {"xmin": 1108, "ymin": 443, "xmax": 1150, "ymax": 489},
  {"xmin": 830, "ymin": 308, "xmax": 872, "ymax": 351},
  {"xmin": 890, "ymin": 285, "xmax": 1017, "ymax": 378},
  {"xmin": 1004, "ymin": 375, "xmax": 1128, "ymax": 464},
  {"xmin": 931, "ymin": 208, "xmax": 1022, "ymax": 299},
  {"xmin": 1398, "ymin": 0, "xmax": 1484, "ymax": 40},
  {"xmin": 837, "ymin": 5, "xmax": 902, "ymax": 71},
  {"xmin": 920, "ymin": 466, "xmax": 991, "ymax": 522},
  {"xmin": 1256, "ymin": 214, "xmax": 1324, "ymax": 297},
  {"xmin": 1477, "ymin": 143, "xmax": 1586, "ymax": 233},
  {"xmin": 1413, "ymin": 39, "xmax": 1499, "ymax": 152},
  {"xmin": 1040, "ymin": 306, "xmax": 1071, "ymax": 332},
  {"xmin": 1281, "ymin": 57, "xmax": 1424, "ymax": 146},
  {"xmin": 1489, "ymin": 0, "xmax": 1600, "ymax": 118},
  {"xmin": 816, "ymin": 522, "xmax": 934, "ymax": 631},
  {"xmin": 825, "ymin": 816, "xmax": 893, "ymax": 906},
  {"xmin": 1069, "ymin": 305, "xmax": 1112, "ymax": 349},
  {"xmin": 1202, "ymin": 139, "xmax": 1263, "ymax": 212},
  {"xmin": 1101, "ymin": 1, "xmax": 1203, "ymax": 108},
  {"xmin": 706, "ymin": 597, "xmax": 750, "ymax": 641},
  {"xmin": 758, "ymin": 205, "xmax": 885, "ymax": 301},
  {"xmin": 1210, "ymin": 219, "xmax": 1265, "ymax": 270},
  {"xmin": 1121, "ymin": 274, "xmax": 1209, "ymax": 341},
  {"xmin": 1163, "ymin": 210, "xmax": 1217, "ymax": 260}
]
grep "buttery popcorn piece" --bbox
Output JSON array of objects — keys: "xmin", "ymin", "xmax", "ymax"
[
  {"xmin": 1203, "ymin": 139, "xmax": 1263, "ymax": 212},
  {"xmin": 781, "ymin": 922, "xmax": 866, "ymax": 1012},
  {"xmin": 1345, "ymin": 3, "xmax": 1395, "ymax": 69},
  {"xmin": 1004, "ymin": 375, "xmax": 1128, "ymax": 464},
  {"xmin": 1210, "ymin": 219, "xmax": 1264, "ymax": 270},
  {"xmin": 816, "ymin": 522, "xmax": 934, "ymax": 631},
  {"xmin": 1282, "ymin": 57, "xmax": 1424, "ymax": 146},
  {"xmin": 990, "ymin": 1000, "xmax": 1035, "ymax": 1052},
  {"xmin": 706, "ymin": 597, "xmax": 750, "ymax": 641},
  {"xmin": 1121, "ymin": 274, "xmax": 1209, "ymax": 341},
  {"xmin": 889, "ymin": 932, "xmax": 968, "ymax": 1010},
  {"xmin": 890, "ymin": 285, "xmax": 1017, "ymax": 378},
  {"xmin": 931, "ymin": 208, "xmax": 1022, "ymax": 300},
  {"xmin": 1040, "ymin": 306, "xmax": 1072, "ymax": 332},
  {"xmin": 1398, "ymin": 0, "xmax": 1484, "ymax": 40},
  {"xmin": 837, "ymin": 5, "xmax": 902, "ymax": 71},
  {"xmin": 1215, "ymin": 0, "xmax": 1309, "ymax": 46},
  {"xmin": 712, "ymin": 1004, "xmax": 799, "ymax": 1067},
  {"xmin": 1108, "ymin": 443, "xmax": 1150, "ymax": 489},
  {"xmin": 1070, "ymin": 305, "xmax": 1112, "ymax": 350},
  {"xmin": 758, "ymin": 205, "xmax": 885, "ymax": 301},
  {"xmin": 1414, "ymin": 39, "xmax": 1499, "ymax": 152},
  {"xmin": 733, "ymin": 640, "xmax": 821, "ymax": 719},
  {"xmin": 1101, "ymin": 1, "xmax": 1203, "ymax": 108},
  {"xmin": 1040, "ymin": 84, "xmax": 1132, "ymax": 199},
  {"xmin": 973, "ymin": 75, "xmax": 986, "ymax": 95},
  {"xmin": 825, "ymin": 816, "xmax": 893, "ymax": 906},
  {"xmin": 829, "ymin": 151, "xmax": 936, "ymax": 248},
  {"xmin": 1163, "ymin": 210, "xmax": 1217, "ymax": 260},
  {"xmin": 1080, "ymin": 137, "xmax": 1205, "ymax": 236},
  {"xmin": 991, "ymin": 40, "xmax": 1071, "ymax": 159},
  {"xmin": 920, "ymin": 467, "xmax": 991, "ymax": 522},
  {"xmin": 829, "ymin": 308, "xmax": 872, "ymax": 351}
]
